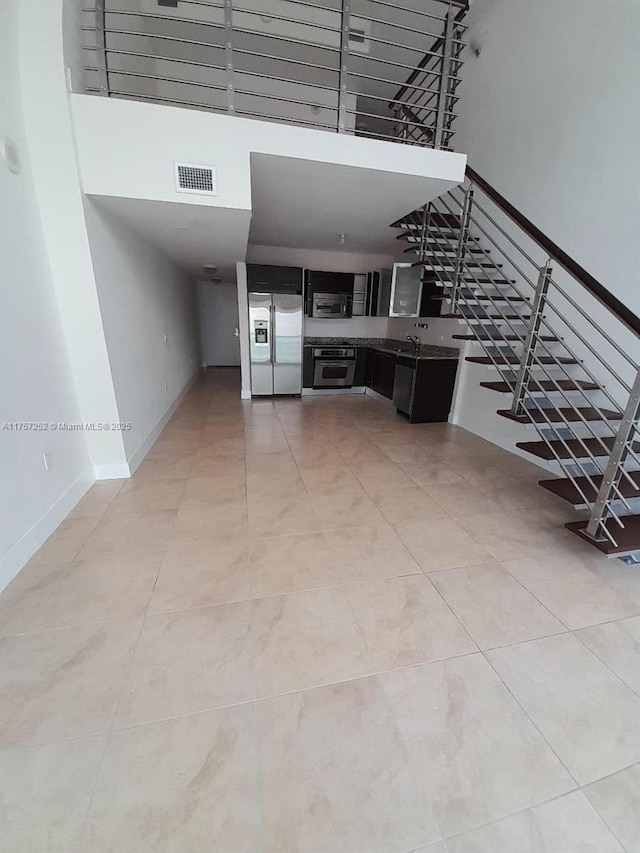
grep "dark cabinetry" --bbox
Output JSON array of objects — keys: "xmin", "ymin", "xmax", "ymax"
[
  {"xmin": 247, "ymin": 264, "xmax": 303, "ymax": 294},
  {"xmin": 366, "ymin": 349, "xmax": 396, "ymax": 399},
  {"xmin": 302, "ymin": 347, "xmax": 314, "ymax": 388}
]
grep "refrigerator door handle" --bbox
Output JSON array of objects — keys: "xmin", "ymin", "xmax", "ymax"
[{"xmin": 270, "ymin": 303, "xmax": 275, "ymax": 363}]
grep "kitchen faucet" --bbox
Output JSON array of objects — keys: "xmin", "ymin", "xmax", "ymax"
[{"xmin": 407, "ymin": 334, "xmax": 421, "ymax": 355}]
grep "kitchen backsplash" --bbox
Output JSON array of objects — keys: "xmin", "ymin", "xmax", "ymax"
[{"xmin": 303, "ymin": 316, "xmax": 390, "ymax": 338}]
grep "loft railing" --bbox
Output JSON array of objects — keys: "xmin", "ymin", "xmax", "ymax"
[
  {"xmin": 402, "ymin": 154, "xmax": 640, "ymax": 549},
  {"xmin": 81, "ymin": 0, "xmax": 466, "ymax": 149}
]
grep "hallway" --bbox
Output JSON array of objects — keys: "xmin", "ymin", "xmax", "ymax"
[{"xmin": 1, "ymin": 369, "xmax": 639, "ymax": 852}]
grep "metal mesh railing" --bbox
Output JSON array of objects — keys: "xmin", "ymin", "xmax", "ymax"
[{"xmin": 81, "ymin": 0, "xmax": 466, "ymax": 148}]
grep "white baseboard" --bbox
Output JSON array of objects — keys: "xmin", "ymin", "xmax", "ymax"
[
  {"xmin": 126, "ymin": 370, "xmax": 199, "ymax": 475},
  {"xmin": 241, "ymin": 389, "xmax": 251, "ymax": 400},
  {"xmin": 0, "ymin": 469, "xmax": 94, "ymax": 593},
  {"xmin": 93, "ymin": 462, "xmax": 131, "ymax": 480}
]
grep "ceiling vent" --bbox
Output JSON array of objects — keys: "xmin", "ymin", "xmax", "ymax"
[{"xmin": 174, "ymin": 162, "xmax": 217, "ymax": 196}]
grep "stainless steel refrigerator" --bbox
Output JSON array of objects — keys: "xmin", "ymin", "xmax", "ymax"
[{"xmin": 248, "ymin": 292, "xmax": 303, "ymax": 396}]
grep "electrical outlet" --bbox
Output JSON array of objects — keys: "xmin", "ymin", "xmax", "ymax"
[
  {"xmin": 163, "ymin": 380, "xmax": 168, "ymax": 391},
  {"xmin": 42, "ymin": 453, "xmax": 50, "ymax": 471},
  {"xmin": 163, "ymin": 333, "xmax": 169, "ymax": 344}
]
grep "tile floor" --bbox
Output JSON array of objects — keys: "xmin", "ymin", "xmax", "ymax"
[{"xmin": 1, "ymin": 368, "xmax": 639, "ymax": 853}]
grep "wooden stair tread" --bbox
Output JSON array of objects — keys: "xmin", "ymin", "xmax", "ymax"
[
  {"xmin": 498, "ymin": 407, "xmax": 623, "ymax": 424},
  {"xmin": 565, "ymin": 516, "xmax": 640, "ymax": 556},
  {"xmin": 466, "ymin": 355, "xmax": 578, "ymax": 365},
  {"xmin": 481, "ymin": 379, "xmax": 599, "ymax": 393},
  {"xmin": 441, "ymin": 313, "xmax": 528, "ymax": 320},
  {"xmin": 454, "ymin": 334, "xmax": 557, "ymax": 341},
  {"xmin": 540, "ymin": 473, "xmax": 640, "ymax": 505},
  {"xmin": 517, "ymin": 436, "xmax": 640, "ymax": 461}
]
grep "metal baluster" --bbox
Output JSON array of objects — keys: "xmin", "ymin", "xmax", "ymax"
[
  {"xmin": 95, "ymin": 0, "xmax": 108, "ymax": 96},
  {"xmin": 419, "ymin": 203, "xmax": 431, "ymax": 264},
  {"xmin": 434, "ymin": 4, "xmax": 454, "ymax": 149},
  {"xmin": 584, "ymin": 368, "xmax": 640, "ymax": 542},
  {"xmin": 223, "ymin": 0, "xmax": 235, "ymax": 114},
  {"xmin": 338, "ymin": 0, "xmax": 351, "ymax": 133},
  {"xmin": 510, "ymin": 259, "xmax": 553, "ymax": 417},
  {"xmin": 451, "ymin": 185, "xmax": 474, "ymax": 313}
]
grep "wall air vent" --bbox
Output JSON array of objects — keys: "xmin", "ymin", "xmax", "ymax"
[{"xmin": 174, "ymin": 162, "xmax": 217, "ymax": 196}]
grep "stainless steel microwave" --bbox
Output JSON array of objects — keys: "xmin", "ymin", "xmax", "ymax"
[{"xmin": 310, "ymin": 291, "xmax": 352, "ymax": 319}]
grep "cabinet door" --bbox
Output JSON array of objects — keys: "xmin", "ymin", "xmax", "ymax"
[
  {"xmin": 389, "ymin": 263, "xmax": 423, "ymax": 317},
  {"xmin": 371, "ymin": 352, "xmax": 396, "ymax": 399}
]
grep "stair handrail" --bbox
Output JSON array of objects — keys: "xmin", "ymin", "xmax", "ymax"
[
  {"xmin": 394, "ymin": 102, "xmax": 640, "ymax": 339},
  {"xmin": 464, "ymin": 166, "xmax": 640, "ymax": 338}
]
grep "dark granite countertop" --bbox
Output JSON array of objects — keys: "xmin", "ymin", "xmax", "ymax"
[{"xmin": 303, "ymin": 337, "xmax": 459, "ymax": 361}]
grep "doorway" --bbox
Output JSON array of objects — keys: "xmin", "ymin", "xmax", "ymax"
[{"xmin": 198, "ymin": 281, "xmax": 241, "ymax": 366}]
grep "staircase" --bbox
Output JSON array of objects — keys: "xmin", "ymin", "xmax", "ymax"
[{"xmin": 392, "ymin": 168, "xmax": 640, "ymax": 558}]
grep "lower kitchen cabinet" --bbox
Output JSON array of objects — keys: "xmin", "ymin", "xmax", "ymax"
[
  {"xmin": 367, "ymin": 350, "xmax": 396, "ymax": 399},
  {"xmin": 302, "ymin": 347, "xmax": 314, "ymax": 388},
  {"xmin": 397, "ymin": 357, "xmax": 459, "ymax": 423}
]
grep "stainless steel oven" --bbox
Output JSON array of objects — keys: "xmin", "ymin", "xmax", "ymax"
[
  {"xmin": 313, "ymin": 347, "xmax": 356, "ymax": 388},
  {"xmin": 310, "ymin": 292, "xmax": 352, "ymax": 319}
]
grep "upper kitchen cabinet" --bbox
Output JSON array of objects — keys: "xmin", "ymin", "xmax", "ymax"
[
  {"xmin": 389, "ymin": 263, "xmax": 423, "ymax": 317},
  {"xmin": 247, "ymin": 264, "xmax": 303, "ymax": 294}
]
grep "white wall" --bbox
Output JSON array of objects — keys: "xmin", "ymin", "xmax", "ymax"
[
  {"xmin": 438, "ymin": 0, "xmax": 640, "ymax": 462},
  {"xmin": 70, "ymin": 94, "xmax": 466, "ymax": 211},
  {"xmin": 0, "ymin": 0, "xmax": 92, "ymax": 589},
  {"xmin": 19, "ymin": 0, "xmax": 128, "ymax": 475},
  {"xmin": 84, "ymin": 199, "xmax": 200, "ymax": 469},
  {"xmin": 455, "ymin": 0, "xmax": 640, "ymax": 310}
]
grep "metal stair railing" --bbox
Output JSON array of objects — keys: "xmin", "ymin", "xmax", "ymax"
[
  {"xmin": 81, "ymin": 0, "xmax": 466, "ymax": 149},
  {"xmin": 408, "ymin": 177, "xmax": 640, "ymax": 547}
]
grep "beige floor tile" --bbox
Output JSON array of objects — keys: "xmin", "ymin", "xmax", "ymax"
[
  {"xmin": 0, "ymin": 555, "xmax": 161, "ymax": 636},
  {"xmin": 576, "ymin": 615, "xmax": 640, "ymax": 695},
  {"xmin": 68, "ymin": 481, "xmax": 124, "ymax": 519},
  {"xmin": 346, "ymin": 575, "xmax": 476, "ymax": 671},
  {"xmin": 430, "ymin": 563, "xmax": 565, "ymax": 649},
  {"xmin": 249, "ymin": 532, "xmax": 336, "ymax": 598},
  {"xmin": 253, "ymin": 587, "xmax": 373, "ymax": 697},
  {"xmin": 246, "ymin": 473, "xmax": 307, "ymax": 502},
  {"xmin": 84, "ymin": 705, "xmax": 259, "ymax": 853},
  {"xmin": 368, "ymin": 484, "xmax": 448, "ymax": 525},
  {"xmin": 300, "ymin": 465, "xmax": 363, "ymax": 495},
  {"xmin": 328, "ymin": 523, "xmax": 421, "ymax": 582},
  {"xmin": 0, "ymin": 736, "xmax": 105, "ymax": 853},
  {"xmin": 501, "ymin": 553, "xmax": 639, "ymax": 629},
  {"xmin": 380, "ymin": 653, "xmax": 574, "ymax": 837},
  {"xmin": 189, "ymin": 459, "xmax": 246, "ymax": 483},
  {"xmin": 488, "ymin": 634, "xmax": 640, "ymax": 784},
  {"xmin": 76, "ymin": 510, "xmax": 176, "ymax": 561},
  {"xmin": 0, "ymin": 619, "xmax": 141, "ymax": 747},
  {"xmin": 180, "ymin": 478, "xmax": 246, "ymax": 507},
  {"xmin": 168, "ymin": 511, "xmax": 248, "ymax": 551},
  {"xmin": 422, "ymin": 481, "xmax": 503, "ymax": 516},
  {"xmin": 354, "ymin": 462, "xmax": 415, "ymax": 491},
  {"xmin": 116, "ymin": 602, "xmax": 254, "ymax": 727},
  {"xmin": 395, "ymin": 517, "xmax": 492, "ymax": 572},
  {"xmin": 455, "ymin": 511, "xmax": 556, "ymax": 560},
  {"xmin": 133, "ymin": 452, "xmax": 195, "ymax": 481},
  {"xmin": 106, "ymin": 478, "xmax": 186, "ymax": 514},
  {"xmin": 584, "ymin": 764, "xmax": 640, "ymax": 853},
  {"xmin": 149, "ymin": 538, "xmax": 250, "ymax": 612},
  {"xmin": 248, "ymin": 494, "xmax": 320, "ymax": 538},
  {"xmin": 28, "ymin": 516, "xmax": 100, "ymax": 566},
  {"xmin": 257, "ymin": 676, "xmax": 440, "ymax": 853},
  {"xmin": 310, "ymin": 490, "xmax": 385, "ymax": 531},
  {"xmin": 445, "ymin": 790, "xmax": 624, "ymax": 852},
  {"xmin": 399, "ymin": 460, "xmax": 465, "ymax": 487}
]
